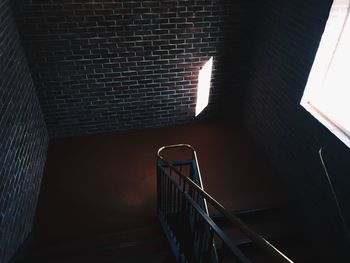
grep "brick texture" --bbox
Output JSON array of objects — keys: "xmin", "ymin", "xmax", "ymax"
[
  {"xmin": 12, "ymin": 0, "xmax": 258, "ymax": 137},
  {"xmin": 0, "ymin": 1, "xmax": 48, "ymax": 262},
  {"xmin": 241, "ymin": 0, "xmax": 350, "ymax": 261}
]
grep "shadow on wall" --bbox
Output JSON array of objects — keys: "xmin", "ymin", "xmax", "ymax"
[
  {"xmin": 240, "ymin": 0, "xmax": 350, "ymax": 261},
  {"xmin": 215, "ymin": 0, "xmax": 259, "ymax": 119},
  {"xmin": 0, "ymin": 1, "xmax": 49, "ymax": 263}
]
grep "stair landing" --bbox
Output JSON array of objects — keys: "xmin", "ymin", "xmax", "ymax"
[{"xmin": 34, "ymin": 121, "xmax": 291, "ymax": 244}]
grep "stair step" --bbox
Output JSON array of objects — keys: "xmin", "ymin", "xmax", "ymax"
[
  {"xmin": 116, "ymin": 251, "xmax": 177, "ymax": 263},
  {"xmin": 25, "ymin": 237, "xmax": 171, "ymax": 262},
  {"xmin": 23, "ymin": 205, "xmax": 307, "ymax": 263},
  {"xmin": 28, "ymin": 223, "xmax": 164, "ymax": 256},
  {"xmin": 211, "ymin": 205, "xmax": 292, "ymax": 226},
  {"xmin": 212, "ymin": 204, "xmax": 309, "ymax": 262},
  {"xmin": 23, "ymin": 223, "xmax": 177, "ymax": 263},
  {"xmin": 213, "ymin": 204, "xmax": 303, "ymax": 242}
]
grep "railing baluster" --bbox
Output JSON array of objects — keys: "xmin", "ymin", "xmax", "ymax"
[
  {"xmin": 157, "ymin": 166, "xmax": 160, "ymax": 213},
  {"xmin": 167, "ymin": 174, "xmax": 171, "ymax": 214},
  {"xmin": 172, "ymin": 170, "xmax": 176, "ymax": 213},
  {"xmin": 198, "ymin": 214, "xmax": 205, "ymax": 261},
  {"xmin": 157, "ymin": 145, "xmax": 293, "ymax": 263},
  {"xmin": 159, "ymin": 168, "xmax": 163, "ymax": 214},
  {"xmin": 171, "ymin": 180, "xmax": 175, "ymax": 213},
  {"xmin": 207, "ymin": 226, "xmax": 216, "ymax": 263},
  {"xmin": 163, "ymin": 170, "xmax": 166, "ymax": 214},
  {"xmin": 162, "ymin": 171, "xmax": 165, "ymax": 214},
  {"xmin": 177, "ymin": 177, "xmax": 181, "ymax": 213},
  {"xmin": 169, "ymin": 175, "xmax": 172, "ymax": 214},
  {"xmin": 166, "ymin": 173, "xmax": 169, "ymax": 217},
  {"xmin": 163, "ymin": 172, "xmax": 166, "ymax": 215}
]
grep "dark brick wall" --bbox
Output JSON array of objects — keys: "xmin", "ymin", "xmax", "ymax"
[
  {"xmin": 241, "ymin": 0, "xmax": 350, "ymax": 261},
  {"xmin": 0, "ymin": 1, "xmax": 48, "ymax": 262},
  {"xmin": 12, "ymin": 0, "xmax": 258, "ymax": 137}
]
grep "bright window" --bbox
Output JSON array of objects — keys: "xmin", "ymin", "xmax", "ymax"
[
  {"xmin": 301, "ymin": 0, "xmax": 350, "ymax": 147},
  {"xmin": 195, "ymin": 57, "xmax": 213, "ymax": 116}
]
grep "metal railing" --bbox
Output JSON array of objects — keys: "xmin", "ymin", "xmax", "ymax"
[{"xmin": 157, "ymin": 144, "xmax": 293, "ymax": 263}]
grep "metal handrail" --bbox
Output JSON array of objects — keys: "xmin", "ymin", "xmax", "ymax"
[
  {"xmin": 157, "ymin": 144, "xmax": 205, "ymax": 191},
  {"xmin": 158, "ymin": 143, "xmax": 208, "ymax": 206},
  {"xmin": 157, "ymin": 144, "xmax": 293, "ymax": 263}
]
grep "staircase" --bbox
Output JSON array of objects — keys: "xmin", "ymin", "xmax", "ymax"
[
  {"xmin": 20, "ymin": 207, "xmax": 301, "ymax": 263},
  {"xmin": 19, "ymin": 144, "xmax": 301, "ymax": 263},
  {"xmin": 156, "ymin": 144, "xmax": 295, "ymax": 263},
  {"xmin": 19, "ymin": 207, "xmax": 304, "ymax": 263},
  {"xmin": 212, "ymin": 205, "xmax": 308, "ymax": 262}
]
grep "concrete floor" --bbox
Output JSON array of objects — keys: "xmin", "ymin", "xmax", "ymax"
[{"xmin": 33, "ymin": 121, "xmax": 291, "ymax": 244}]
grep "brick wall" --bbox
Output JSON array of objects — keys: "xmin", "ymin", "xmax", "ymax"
[
  {"xmin": 241, "ymin": 0, "xmax": 350, "ymax": 261},
  {"xmin": 12, "ymin": 0, "xmax": 258, "ymax": 137},
  {"xmin": 0, "ymin": 1, "xmax": 48, "ymax": 262}
]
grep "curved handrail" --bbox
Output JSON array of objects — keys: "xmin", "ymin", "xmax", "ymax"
[
  {"xmin": 157, "ymin": 143, "xmax": 205, "ymax": 190},
  {"xmin": 157, "ymin": 144, "xmax": 293, "ymax": 263},
  {"xmin": 157, "ymin": 143, "xmax": 196, "ymax": 159}
]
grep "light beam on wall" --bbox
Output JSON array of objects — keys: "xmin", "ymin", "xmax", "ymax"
[{"xmin": 195, "ymin": 57, "xmax": 213, "ymax": 117}]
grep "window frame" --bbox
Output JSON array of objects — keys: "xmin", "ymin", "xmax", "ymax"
[{"xmin": 301, "ymin": 0, "xmax": 350, "ymax": 147}]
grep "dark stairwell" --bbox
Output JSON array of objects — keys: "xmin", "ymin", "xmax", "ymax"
[
  {"xmin": 1, "ymin": 0, "xmax": 350, "ymax": 262},
  {"xmin": 22, "ymin": 122, "xmax": 299, "ymax": 262}
]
